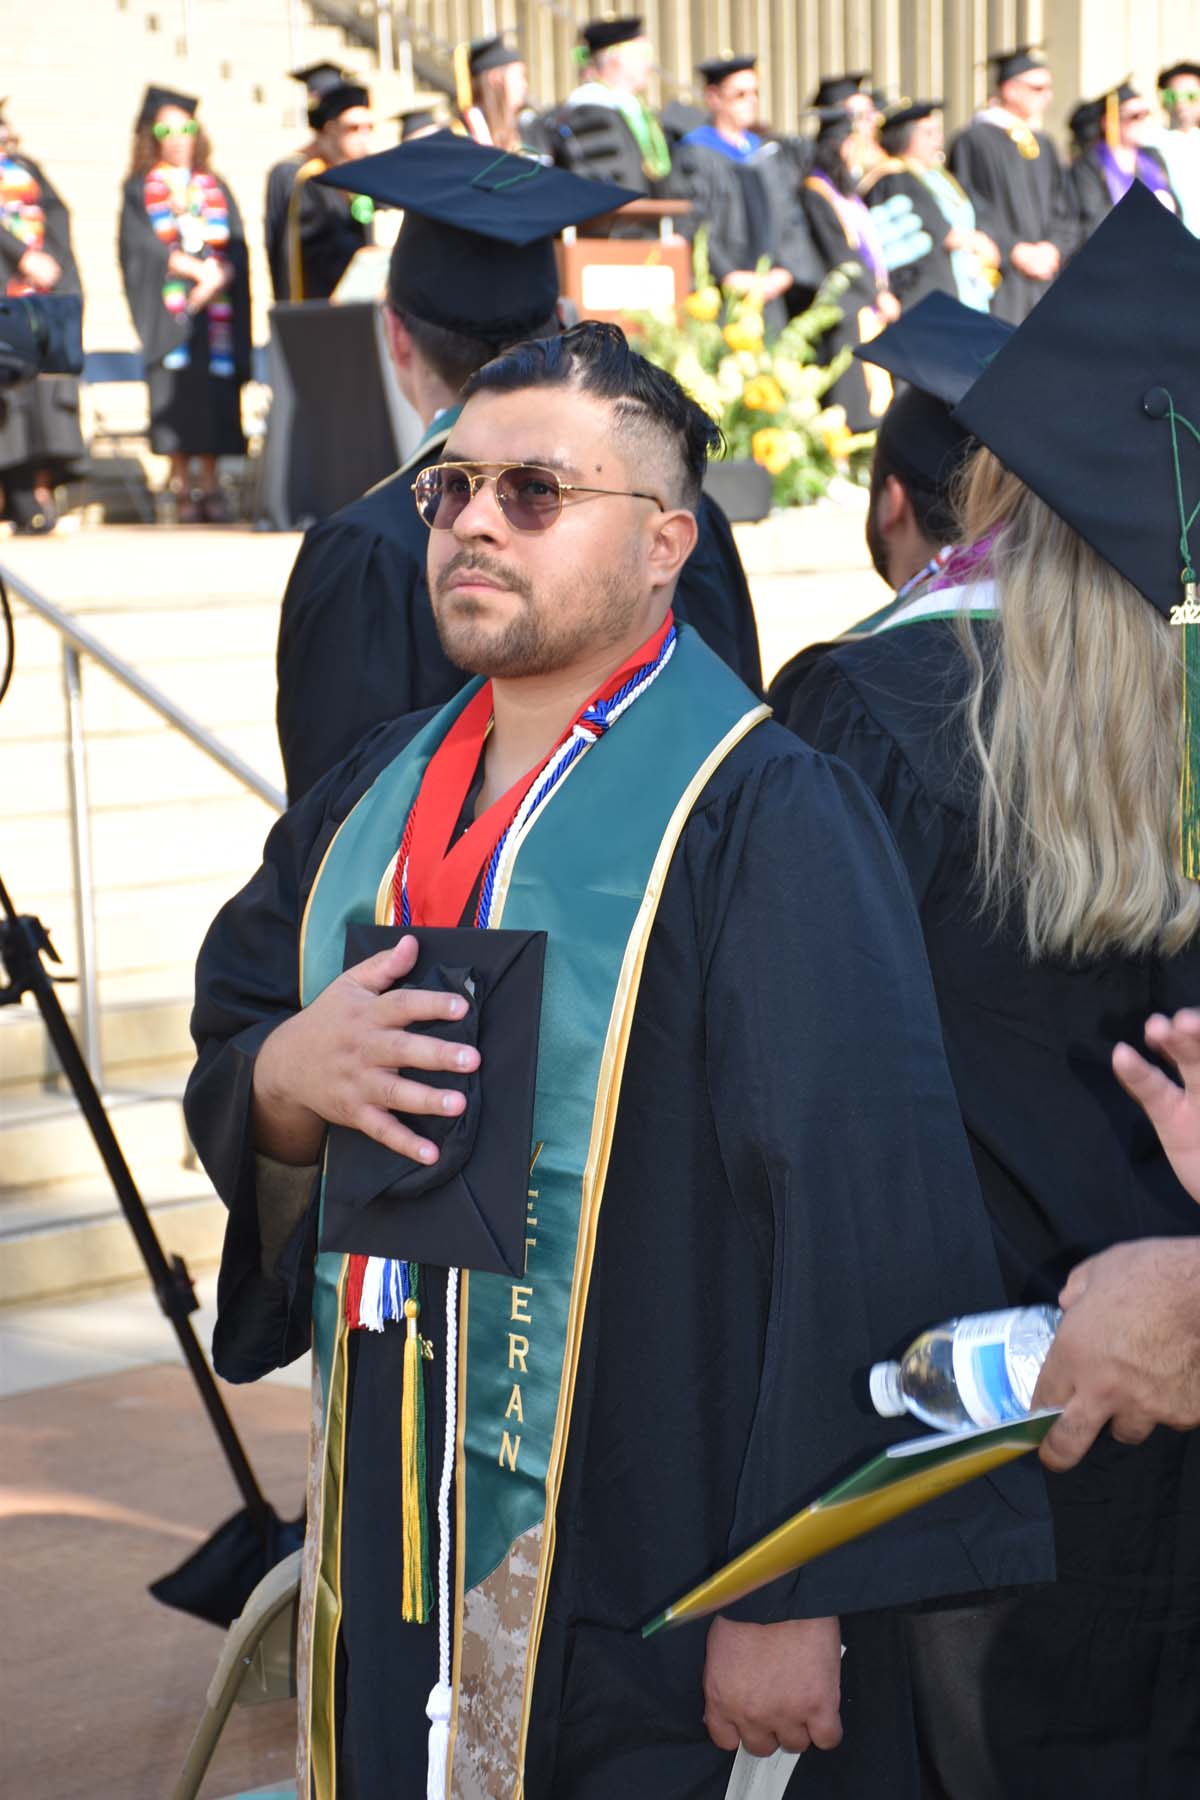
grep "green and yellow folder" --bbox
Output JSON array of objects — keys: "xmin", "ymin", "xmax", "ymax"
[{"xmin": 644, "ymin": 1411, "xmax": 1058, "ymax": 1635}]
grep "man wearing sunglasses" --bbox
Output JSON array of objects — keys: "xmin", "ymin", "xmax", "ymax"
[
  {"xmin": 1067, "ymin": 81, "xmax": 1179, "ymax": 244},
  {"xmin": 275, "ymin": 136, "xmax": 763, "ymax": 804},
  {"xmin": 1153, "ymin": 61, "xmax": 1200, "ymax": 236},
  {"xmin": 948, "ymin": 46, "xmax": 1075, "ymax": 323},
  {"xmin": 188, "ymin": 316, "xmax": 1051, "ymax": 1797}
]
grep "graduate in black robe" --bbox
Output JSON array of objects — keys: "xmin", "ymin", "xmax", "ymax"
[
  {"xmin": 947, "ymin": 48, "xmax": 1075, "ymax": 324},
  {"xmin": 118, "ymin": 87, "xmax": 250, "ymax": 513},
  {"xmin": 1065, "ymin": 84, "xmax": 1178, "ymax": 248},
  {"xmin": 189, "ymin": 709, "xmax": 1054, "ymax": 1800},
  {"xmin": 283, "ymin": 80, "xmax": 374, "ymax": 301},
  {"xmin": 276, "ymin": 137, "xmax": 762, "ymax": 801},
  {"xmin": 0, "ymin": 123, "xmax": 85, "ymax": 530},
  {"xmin": 773, "ymin": 186, "xmax": 1200, "ymax": 1796},
  {"xmin": 265, "ymin": 63, "xmax": 346, "ymax": 301}
]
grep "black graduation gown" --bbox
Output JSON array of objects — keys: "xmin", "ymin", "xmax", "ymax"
[
  {"xmin": 678, "ymin": 141, "xmax": 823, "ymax": 336},
  {"xmin": 861, "ymin": 161, "xmax": 958, "ymax": 309},
  {"xmin": 291, "ymin": 172, "xmax": 369, "ymax": 300},
  {"xmin": 545, "ymin": 103, "xmax": 688, "ymax": 236},
  {"xmin": 275, "ymin": 423, "xmax": 765, "ymax": 802},
  {"xmin": 1067, "ymin": 145, "xmax": 1178, "ymax": 250},
  {"xmin": 0, "ymin": 153, "xmax": 85, "ymax": 484},
  {"xmin": 118, "ymin": 169, "xmax": 251, "ymax": 456},
  {"xmin": 186, "ymin": 702, "xmax": 1052, "ymax": 1800},
  {"xmin": 264, "ymin": 152, "xmax": 303, "ymax": 300},
  {"xmin": 947, "ymin": 121, "xmax": 1076, "ymax": 324},
  {"xmin": 794, "ymin": 180, "xmax": 884, "ymax": 433},
  {"xmin": 772, "ymin": 621, "xmax": 1200, "ymax": 1797}
]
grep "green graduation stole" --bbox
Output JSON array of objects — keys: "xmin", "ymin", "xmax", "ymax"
[{"xmin": 298, "ymin": 623, "xmax": 768, "ymax": 1799}]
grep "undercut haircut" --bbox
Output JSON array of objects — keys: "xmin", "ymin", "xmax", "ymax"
[
  {"xmin": 389, "ymin": 305, "xmax": 562, "ymax": 395},
  {"xmin": 461, "ymin": 320, "xmax": 722, "ymax": 511}
]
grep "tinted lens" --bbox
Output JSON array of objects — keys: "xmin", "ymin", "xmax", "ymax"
[
  {"xmin": 495, "ymin": 466, "xmax": 562, "ymax": 530},
  {"xmin": 415, "ymin": 466, "xmax": 474, "ymax": 529}
]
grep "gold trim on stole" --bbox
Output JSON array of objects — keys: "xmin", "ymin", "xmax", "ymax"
[
  {"xmin": 442, "ymin": 702, "xmax": 770, "ymax": 1793},
  {"xmin": 309, "ymin": 1260, "xmax": 350, "ymax": 1800}
]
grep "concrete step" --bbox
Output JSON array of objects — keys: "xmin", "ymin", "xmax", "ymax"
[
  {"xmin": 6, "ymin": 792, "xmax": 275, "ymax": 902},
  {"xmin": 0, "ymin": 1173, "xmax": 227, "ymax": 1308},
  {"xmin": 5, "ymin": 724, "xmax": 284, "ymax": 817},
  {"xmin": 1, "ymin": 1082, "xmax": 194, "ymax": 1188},
  {"xmin": 0, "ymin": 995, "xmax": 194, "ymax": 1088}
]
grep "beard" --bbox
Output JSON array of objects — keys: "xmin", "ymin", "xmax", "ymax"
[{"xmin": 431, "ymin": 545, "xmax": 643, "ymax": 678}]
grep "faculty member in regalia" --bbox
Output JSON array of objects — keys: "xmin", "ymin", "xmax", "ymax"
[
  {"xmin": 949, "ymin": 47, "xmax": 1075, "ymax": 324},
  {"xmin": 187, "ymin": 314, "xmax": 1052, "ymax": 1798},
  {"xmin": 264, "ymin": 62, "xmax": 347, "ymax": 301},
  {"xmin": 283, "ymin": 78, "xmax": 375, "ymax": 301}
]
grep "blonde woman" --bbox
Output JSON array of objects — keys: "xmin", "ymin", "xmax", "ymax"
[{"xmin": 772, "ymin": 186, "xmax": 1200, "ymax": 1797}]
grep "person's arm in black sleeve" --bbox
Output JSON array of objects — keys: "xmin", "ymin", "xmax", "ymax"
[
  {"xmin": 675, "ymin": 495, "xmax": 763, "ymax": 695},
  {"xmin": 695, "ymin": 739, "xmax": 1051, "ymax": 1625}
]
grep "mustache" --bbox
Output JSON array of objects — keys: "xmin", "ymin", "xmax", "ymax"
[{"xmin": 433, "ymin": 548, "xmax": 533, "ymax": 601}]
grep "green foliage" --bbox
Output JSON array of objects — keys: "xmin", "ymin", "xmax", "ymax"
[{"xmin": 625, "ymin": 233, "xmax": 876, "ymax": 509}]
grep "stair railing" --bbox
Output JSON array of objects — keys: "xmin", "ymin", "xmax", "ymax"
[{"xmin": 1, "ymin": 562, "xmax": 285, "ymax": 1087}]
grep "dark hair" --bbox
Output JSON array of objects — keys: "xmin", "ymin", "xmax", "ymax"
[
  {"xmin": 390, "ymin": 304, "xmax": 561, "ymax": 393},
  {"xmin": 870, "ymin": 426, "xmax": 960, "ymax": 547},
  {"xmin": 461, "ymin": 321, "xmax": 721, "ymax": 509},
  {"xmin": 810, "ymin": 129, "xmax": 858, "ymax": 194},
  {"xmin": 879, "ymin": 118, "xmax": 917, "ymax": 158}
]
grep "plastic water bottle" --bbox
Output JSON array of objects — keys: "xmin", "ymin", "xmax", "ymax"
[{"xmin": 869, "ymin": 1305, "xmax": 1061, "ymax": 1431}]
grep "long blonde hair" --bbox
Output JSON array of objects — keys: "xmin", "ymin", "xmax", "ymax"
[{"xmin": 956, "ymin": 449, "xmax": 1200, "ymax": 961}]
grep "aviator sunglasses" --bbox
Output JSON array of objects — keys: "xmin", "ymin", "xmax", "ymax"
[{"xmin": 413, "ymin": 461, "xmax": 664, "ymax": 532}]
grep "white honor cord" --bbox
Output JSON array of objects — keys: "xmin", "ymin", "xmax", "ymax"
[{"xmin": 426, "ymin": 1264, "xmax": 460, "ymax": 1800}]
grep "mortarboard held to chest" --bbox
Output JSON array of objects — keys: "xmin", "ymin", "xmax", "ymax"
[{"xmin": 321, "ymin": 924, "xmax": 546, "ymax": 1276}]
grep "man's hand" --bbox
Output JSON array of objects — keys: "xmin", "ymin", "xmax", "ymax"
[
  {"xmin": 252, "ymin": 936, "xmax": 481, "ymax": 1167},
  {"xmin": 875, "ymin": 289, "xmax": 902, "ymax": 324},
  {"xmin": 1114, "ymin": 1009, "xmax": 1200, "ymax": 1204},
  {"xmin": 703, "ymin": 1615, "xmax": 843, "ymax": 1757},
  {"xmin": 17, "ymin": 247, "xmax": 61, "ymax": 291},
  {"xmin": 1009, "ymin": 240, "xmax": 1058, "ymax": 281},
  {"xmin": 1032, "ymin": 1237, "xmax": 1200, "ymax": 1471}
]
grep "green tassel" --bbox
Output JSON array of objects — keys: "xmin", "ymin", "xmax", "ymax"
[{"xmin": 1181, "ymin": 605, "xmax": 1200, "ymax": 879}]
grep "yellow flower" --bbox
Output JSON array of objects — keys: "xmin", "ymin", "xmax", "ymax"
[
  {"xmin": 743, "ymin": 375, "xmax": 785, "ymax": 413},
  {"xmin": 684, "ymin": 285, "xmax": 722, "ymax": 322},
  {"xmin": 817, "ymin": 406, "xmax": 854, "ymax": 462},
  {"xmin": 751, "ymin": 428, "xmax": 793, "ymax": 477},
  {"xmin": 723, "ymin": 313, "xmax": 764, "ymax": 353}
]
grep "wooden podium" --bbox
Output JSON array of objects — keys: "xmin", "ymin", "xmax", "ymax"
[{"xmin": 556, "ymin": 200, "xmax": 693, "ymax": 324}]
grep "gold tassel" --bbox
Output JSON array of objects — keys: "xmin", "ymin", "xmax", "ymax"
[
  {"xmin": 1105, "ymin": 89, "xmax": 1121, "ymax": 150},
  {"xmin": 453, "ymin": 42, "xmax": 474, "ymax": 118},
  {"xmin": 400, "ymin": 1296, "xmax": 431, "ymax": 1622}
]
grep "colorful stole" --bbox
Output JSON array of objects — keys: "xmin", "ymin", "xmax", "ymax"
[
  {"xmin": 1095, "ymin": 142, "xmax": 1176, "ymax": 210},
  {"xmin": 297, "ymin": 623, "xmax": 768, "ymax": 1799},
  {"xmin": 0, "ymin": 156, "xmax": 45, "ymax": 296},
  {"xmin": 143, "ymin": 163, "xmax": 235, "ymax": 376}
]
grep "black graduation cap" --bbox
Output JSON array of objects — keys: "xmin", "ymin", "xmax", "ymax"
[
  {"xmin": 1160, "ymin": 61, "xmax": 1200, "ymax": 93},
  {"xmin": 811, "ymin": 73, "xmax": 870, "ymax": 107},
  {"xmin": 813, "ymin": 105, "xmax": 856, "ymax": 145},
  {"xmin": 988, "ymin": 46, "xmax": 1047, "ymax": 86},
  {"xmin": 953, "ymin": 182, "xmax": 1200, "ymax": 618},
  {"xmin": 857, "ymin": 292, "xmax": 1014, "ymax": 493},
  {"xmin": 316, "ymin": 131, "xmax": 639, "ymax": 335},
  {"xmin": 310, "ymin": 80, "xmax": 370, "ymax": 129},
  {"xmin": 882, "ymin": 97, "xmax": 942, "ymax": 132},
  {"xmin": 580, "ymin": 16, "xmax": 644, "ymax": 55},
  {"xmin": 467, "ymin": 33, "xmax": 523, "ymax": 76},
  {"xmin": 321, "ymin": 924, "xmax": 546, "ymax": 1276},
  {"xmin": 393, "ymin": 98, "xmax": 445, "ymax": 141},
  {"xmin": 138, "ymin": 85, "xmax": 198, "ymax": 128},
  {"xmin": 697, "ymin": 52, "xmax": 757, "ymax": 85},
  {"xmin": 289, "ymin": 61, "xmax": 345, "ymax": 95}
]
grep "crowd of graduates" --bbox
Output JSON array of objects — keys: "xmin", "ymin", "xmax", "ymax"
[{"xmin": 1, "ymin": 27, "xmax": 1198, "ymax": 527}]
